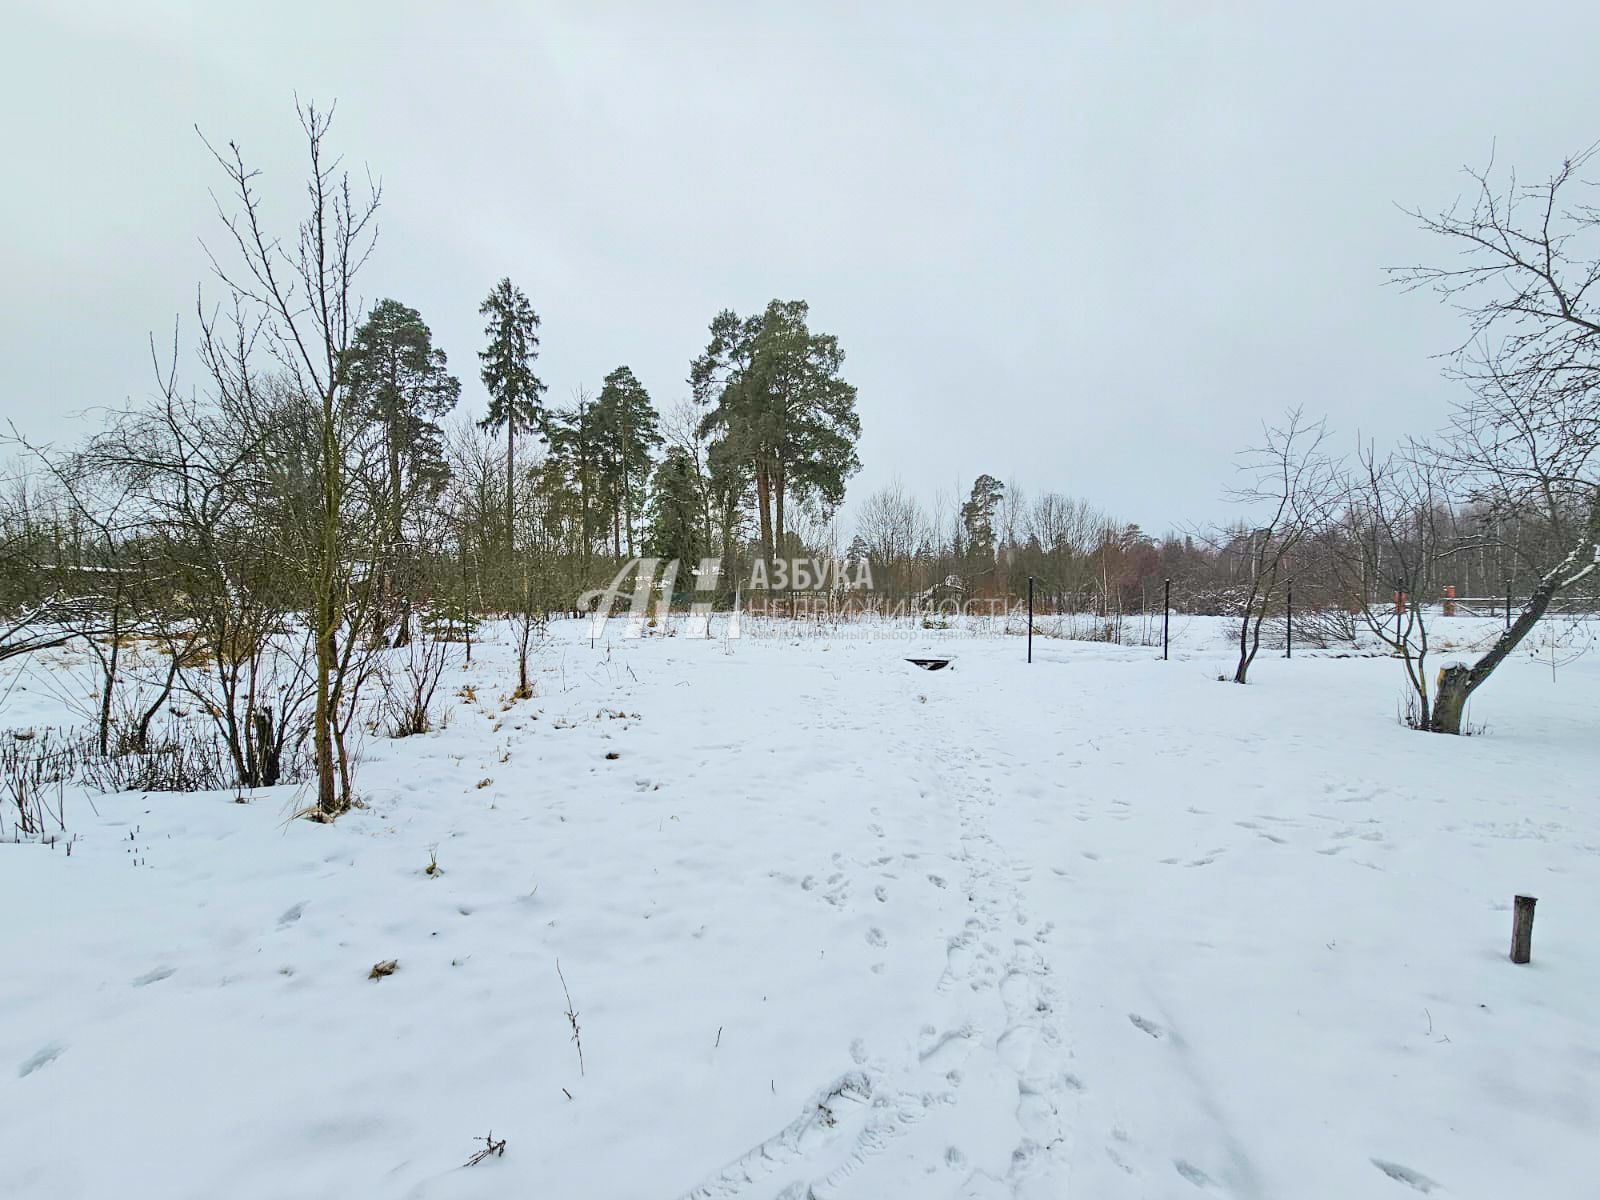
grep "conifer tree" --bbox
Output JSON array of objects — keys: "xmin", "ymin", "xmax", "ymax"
[
  {"xmin": 592, "ymin": 365, "xmax": 661, "ymax": 556},
  {"xmin": 645, "ymin": 448, "xmax": 708, "ymax": 571},
  {"xmin": 961, "ymin": 475, "xmax": 1005, "ymax": 556},
  {"xmin": 344, "ymin": 298, "xmax": 460, "ymax": 641},
  {"xmin": 477, "ymin": 278, "xmax": 546, "ymax": 543},
  {"xmin": 546, "ymin": 387, "xmax": 600, "ymax": 570},
  {"xmin": 690, "ymin": 299, "xmax": 860, "ymax": 560}
]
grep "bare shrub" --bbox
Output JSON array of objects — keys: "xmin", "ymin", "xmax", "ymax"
[
  {"xmin": 381, "ymin": 634, "xmax": 455, "ymax": 738},
  {"xmin": 0, "ymin": 728, "xmax": 85, "ymax": 838},
  {"xmin": 79, "ymin": 714, "xmax": 238, "ymax": 795},
  {"xmin": 1035, "ymin": 611, "xmax": 1161, "ymax": 646},
  {"xmin": 1259, "ymin": 605, "xmax": 1358, "ymax": 651},
  {"xmin": 463, "ymin": 1133, "xmax": 507, "ymax": 1166}
]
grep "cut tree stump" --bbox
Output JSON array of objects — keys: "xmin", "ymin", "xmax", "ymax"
[{"xmin": 1510, "ymin": 895, "xmax": 1537, "ymax": 964}]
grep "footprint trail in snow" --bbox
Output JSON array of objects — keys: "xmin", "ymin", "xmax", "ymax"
[{"xmin": 672, "ymin": 674, "xmax": 1075, "ymax": 1198}]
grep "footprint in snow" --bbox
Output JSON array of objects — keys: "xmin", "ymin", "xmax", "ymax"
[
  {"xmin": 18, "ymin": 1043, "xmax": 65, "ymax": 1077},
  {"xmin": 918, "ymin": 1026, "xmax": 975, "ymax": 1069},
  {"xmin": 277, "ymin": 902, "xmax": 306, "ymax": 928},
  {"xmin": 132, "ymin": 966, "xmax": 175, "ymax": 987},
  {"xmin": 1175, "ymin": 1160, "xmax": 1220, "ymax": 1191},
  {"xmin": 1372, "ymin": 1159, "xmax": 1441, "ymax": 1193},
  {"xmin": 865, "ymin": 927, "xmax": 887, "ymax": 948},
  {"xmin": 927, "ymin": 874, "xmax": 947, "ymax": 888},
  {"xmin": 1128, "ymin": 1013, "xmax": 1164, "ymax": 1039}
]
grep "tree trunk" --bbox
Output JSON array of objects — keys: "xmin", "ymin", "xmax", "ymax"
[
  {"xmin": 623, "ymin": 454, "xmax": 634, "ymax": 557},
  {"xmin": 132, "ymin": 651, "xmax": 182, "ymax": 755},
  {"xmin": 314, "ymin": 620, "xmax": 337, "ymax": 812},
  {"xmin": 1429, "ymin": 517, "xmax": 1597, "ymax": 732},
  {"xmin": 755, "ymin": 466, "xmax": 773, "ymax": 561},
  {"xmin": 314, "ymin": 396, "xmax": 340, "ymax": 817},
  {"xmin": 252, "ymin": 704, "xmax": 280, "ymax": 787},
  {"xmin": 1233, "ymin": 571, "xmax": 1269, "ymax": 684},
  {"xmin": 768, "ymin": 467, "xmax": 780, "ymax": 566},
  {"xmin": 515, "ymin": 569, "xmax": 532, "ymax": 698},
  {"xmin": 506, "ymin": 421, "xmax": 516, "ymax": 550},
  {"xmin": 1431, "ymin": 664, "xmax": 1472, "ymax": 735},
  {"xmin": 393, "ymin": 591, "xmax": 412, "ymax": 648},
  {"xmin": 98, "ymin": 608, "xmax": 120, "ymax": 757},
  {"xmin": 383, "ymin": 429, "xmax": 408, "ymax": 646},
  {"xmin": 334, "ymin": 718, "xmax": 353, "ymax": 803}
]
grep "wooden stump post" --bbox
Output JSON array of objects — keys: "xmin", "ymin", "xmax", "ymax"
[{"xmin": 1510, "ymin": 894, "xmax": 1537, "ymax": 964}]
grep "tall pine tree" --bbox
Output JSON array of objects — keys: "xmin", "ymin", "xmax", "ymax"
[
  {"xmin": 344, "ymin": 298, "xmax": 461, "ymax": 642},
  {"xmin": 690, "ymin": 299, "xmax": 860, "ymax": 560},
  {"xmin": 477, "ymin": 278, "xmax": 547, "ymax": 543}
]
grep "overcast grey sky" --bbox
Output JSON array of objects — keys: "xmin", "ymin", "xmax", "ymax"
[{"xmin": 6, "ymin": 1, "xmax": 1600, "ymax": 532}]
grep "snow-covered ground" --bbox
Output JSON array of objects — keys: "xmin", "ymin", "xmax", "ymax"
[{"xmin": 2, "ymin": 616, "xmax": 1597, "ymax": 1199}]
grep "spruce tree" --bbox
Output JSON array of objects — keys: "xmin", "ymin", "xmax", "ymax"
[
  {"xmin": 477, "ymin": 278, "xmax": 547, "ymax": 543},
  {"xmin": 592, "ymin": 365, "xmax": 662, "ymax": 556},
  {"xmin": 545, "ymin": 388, "xmax": 601, "ymax": 570},
  {"xmin": 645, "ymin": 448, "xmax": 708, "ymax": 572}
]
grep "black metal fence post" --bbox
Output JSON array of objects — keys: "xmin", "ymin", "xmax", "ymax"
[
  {"xmin": 1286, "ymin": 579, "xmax": 1293, "ymax": 659},
  {"xmin": 1162, "ymin": 578, "xmax": 1170, "ymax": 661},
  {"xmin": 1505, "ymin": 578, "xmax": 1512, "ymax": 630},
  {"xmin": 1027, "ymin": 576, "xmax": 1034, "ymax": 664}
]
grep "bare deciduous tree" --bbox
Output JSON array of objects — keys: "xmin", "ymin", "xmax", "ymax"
[
  {"xmin": 199, "ymin": 101, "xmax": 381, "ymax": 813},
  {"xmin": 1394, "ymin": 146, "xmax": 1600, "ymax": 732},
  {"xmin": 854, "ymin": 479, "xmax": 930, "ymax": 606},
  {"xmin": 1222, "ymin": 409, "xmax": 1341, "ymax": 684},
  {"xmin": 1332, "ymin": 445, "xmax": 1449, "ymax": 726}
]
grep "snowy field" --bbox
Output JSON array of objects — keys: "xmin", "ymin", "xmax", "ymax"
[{"xmin": 2, "ymin": 616, "xmax": 1597, "ymax": 1199}]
